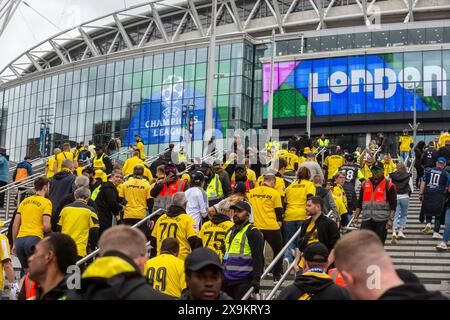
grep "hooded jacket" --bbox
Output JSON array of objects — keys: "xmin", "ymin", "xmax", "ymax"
[
  {"xmin": 378, "ymin": 283, "xmax": 448, "ymax": 300},
  {"xmin": 0, "ymin": 154, "xmax": 9, "ymax": 183},
  {"xmin": 211, "ymin": 213, "xmax": 230, "ymax": 225},
  {"xmin": 49, "ymin": 170, "xmax": 76, "ymax": 227},
  {"xmin": 13, "ymin": 161, "xmax": 32, "ymax": 181},
  {"xmin": 277, "ymin": 271, "xmax": 351, "ymax": 300},
  {"xmin": 95, "ymin": 181, "xmax": 122, "ymax": 219},
  {"xmin": 389, "ymin": 172, "xmax": 412, "ymax": 195},
  {"xmin": 67, "ymin": 251, "xmax": 173, "ymax": 300}
]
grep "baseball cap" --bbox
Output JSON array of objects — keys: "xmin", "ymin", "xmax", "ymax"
[
  {"xmin": 185, "ymin": 248, "xmax": 223, "ymax": 272},
  {"xmin": 233, "ymin": 181, "xmax": 247, "ymax": 194},
  {"xmin": 213, "ymin": 159, "xmax": 223, "ymax": 166},
  {"xmin": 345, "ymin": 153, "xmax": 355, "ymax": 162},
  {"xmin": 191, "ymin": 171, "xmax": 205, "ymax": 183},
  {"xmin": 230, "ymin": 200, "xmax": 252, "ymax": 213},
  {"xmin": 302, "ymin": 242, "xmax": 329, "ymax": 263},
  {"xmin": 304, "ymin": 147, "xmax": 311, "ymax": 153},
  {"xmin": 437, "ymin": 157, "xmax": 446, "ymax": 164},
  {"xmin": 94, "ymin": 169, "xmax": 104, "ymax": 179},
  {"xmin": 200, "ymin": 161, "xmax": 212, "ymax": 170}
]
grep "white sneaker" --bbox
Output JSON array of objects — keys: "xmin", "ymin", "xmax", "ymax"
[
  {"xmin": 391, "ymin": 232, "xmax": 397, "ymax": 244},
  {"xmin": 436, "ymin": 242, "xmax": 448, "ymax": 252},
  {"xmin": 433, "ymin": 232, "xmax": 443, "ymax": 240},
  {"xmin": 282, "ymin": 258, "xmax": 289, "ymax": 274},
  {"xmin": 422, "ymin": 223, "xmax": 432, "ymax": 234},
  {"xmin": 397, "ymin": 230, "xmax": 406, "ymax": 239}
]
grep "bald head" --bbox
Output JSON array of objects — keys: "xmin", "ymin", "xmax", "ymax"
[
  {"xmin": 334, "ymin": 230, "xmax": 403, "ymax": 300},
  {"xmin": 99, "ymin": 225, "xmax": 147, "ymax": 259},
  {"xmin": 62, "ymin": 159, "xmax": 74, "ymax": 171}
]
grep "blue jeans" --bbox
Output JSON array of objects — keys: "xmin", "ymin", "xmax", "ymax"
[
  {"xmin": 283, "ymin": 220, "xmax": 303, "ymax": 263},
  {"xmin": 393, "ymin": 197, "xmax": 409, "ymax": 231},
  {"xmin": 15, "ymin": 236, "xmax": 40, "ymax": 271},
  {"xmin": 443, "ymin": 208, "xmax": 450, "ymax": 243},
  {"xmin": 400, "ymin": 151, "xmax": 409, "ymax": 162},
  {"xmin": 426, "ymin": 216, "xmax": 441, "ymax": 233}
]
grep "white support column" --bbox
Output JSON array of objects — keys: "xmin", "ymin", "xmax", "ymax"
[{"xmin": 113, "ymin": 14, "xmax": 134, "ymax": 49}]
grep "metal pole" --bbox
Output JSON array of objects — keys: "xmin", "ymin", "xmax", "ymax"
[
  {"xmin": 5, "ymin": 189, "xmax": 10, "ymax": 221},
  {"xmin": 267, "ymin": 28, "xmax": 276, "ymax": 141},
  {"xmin": 204, "ymin": 0, "xmax": 217, "ymax": 152},
  {"xmin": 307, "ymin": 75, "xmax": 312, "ymax": 138}
]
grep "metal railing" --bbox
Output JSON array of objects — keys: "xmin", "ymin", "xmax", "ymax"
[
  {"xmin": 76, "ymin": 209, "xmax": 162, "ymax": 266},
  {"xmin": 241, "ymin": 210, "xmax": 333, "ymax": 300},
  {"xmin": 264, "ymin": 211, "xmax": 337, "ymax": 300},
  {"xmin": 0, "ymin": 218, "xmax": 12, "ymax": 234}
]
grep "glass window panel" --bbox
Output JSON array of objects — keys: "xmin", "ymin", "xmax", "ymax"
[
  {"xmin": 89, "ymin": 66, "xmax": 97, "ymax": 80},
  {"xmin": 197, "ymin": 47, "xmax": 208, "ymax": 63},
  {"xmin": 232, "ymin": 43, "xmax": 244, "ymax": 58},
  {"xmin": 154, "ymin": 54, "xmax": 163, "ymax": 68},
  {"xmin": 124, "ymin": 59, "xmax": 133, "ymax": 74},
  {"xmin": 195, "ymin": 80, "xmax": 206, "ymax": 96},
  {"xmin": 97, "ymin": 78, "xmax": 105, "ymax": 95},
  {"xmin": 87, "ymin": 80, "xmax": 96, "ymax": 96},
  {"xmin": 287, "ymin": 40, "xmax": 301, "ymax": 54},
  {"xmin": 444, "ymin": 27, "xmax": 450, "ymax": 43},
  {"xmin": 231, "ymin": 59, "xmax": 243, "ymax": 76},
  {"xmin": 220, "ymin": 44, "xmax": 231, "ymax": 60},
  {"xmin": 143, "ymin": 55, "xmax": 153, "ymax": 70},
  {"xmin": 164, "ymin": 52, "xmax": 174, "ymax": 67},
  {"xmin": 174, "ymin": 51, "xmax": 185, "ymax": 66},
  {"xmin": 87, "ymin": 96, "xmax": 95, "ymax": 112},
  {"xmin": 115, "ymin": 60, "xmax": 124, "ymax": 75},
  {"xmin": 173, "ymin": 66, "xmax": 184, "ymax": 78},
  {"xmin": 105, "ymin": 77, "xmax": 114, "ymax": 93},
  {"xmin": 132, "ymin": 73, "xmax": 143, "ymax": 89},
  {"xmin": 185, "ymin": 49, "xmax": 196, "ymax": 64},
  {"xmin": 133, "ymin": 57, "xmax": 143, "ymax": 72},
  {"xmin": 106, "ymin": 62, "xmax": 115, "ymax": 77},
  {"xmin": 153, "ymin": 69, "xmax": 163, "ymax": 85},
  {"xmin": 196, "ymin": 63, "xmax": 207, "ymax": 80},
  {"xmin": 184, "ymin": 64, "xmax": 195, "ymax": 81},
  {"xmin": 143, "ymin": 70, "xmax": 152, "ymax": 86},
  {"xmin": 97, "ymin": 64, "xmax": 106, "ymax": 78},
  {"xmin": 81, "ymin": 68, "xmax": 89, "ymax": 82},
  {"xmin": 114, "ymin": 75, "xmax": 123, "ymax": 91},
  {"xmin": 123, "ymin": 74, "xmax": 133, "ymax": 91},
  {"xmin": 217, "ymin": 78, "xmax": 230, "ymax": 95},
  {"xmin": 95, "ymin": 95, "xmax": 104, "ymax": 111}
]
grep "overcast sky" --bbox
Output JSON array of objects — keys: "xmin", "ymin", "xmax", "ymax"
[{"xmin": 0, "ymin": 0, "xmax": 148, "ymax": 70}]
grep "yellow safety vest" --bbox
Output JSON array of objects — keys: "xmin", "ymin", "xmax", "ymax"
[
  {"xmin": 223, "ymin": 224, "xmax": 253, "ymax": 280},
  {"xmin": 179, "ymin": 153, "xmax": 187, "ymax": 163},
  {"xmin": 318, "ymin": 139, "xmax": 329, "ymax": 147},
  {"xmin": 91, "ymin": 184, "xmax": 102, "ymax": 200},
  {"xmin": 93, "ymin": 154, "xmax": 106, "ymax": 169},
  {"xmin": 206, "ymin": 174, "xmax": 224, "ymax": 201}
]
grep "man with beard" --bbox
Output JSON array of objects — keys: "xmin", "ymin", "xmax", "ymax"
[{"xmin": 221, "ymin": 201, "xmax": 264, "ymax": 300}]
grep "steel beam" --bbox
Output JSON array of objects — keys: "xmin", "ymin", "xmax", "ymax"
[
  {"xmin": 227, "ymin": 0, "xmax": 243, "ymax": 31},
  {"xmin": 49, "ymin": 40, "xmax": 69, "ymax": 64},
  {"xmin": 149, "ymin": 2, "xmax": 169, "ymax": 42},
  {"xmin": 113, "ymin": 13, "xmax": 134, "ymax": 49},
  {"xmin": 187, "ymin": 0, "xmax": 205, "ymax": 37},
  {"xmin": 78, "ymin": 27, "xmax": 100, "ymax": 57}
]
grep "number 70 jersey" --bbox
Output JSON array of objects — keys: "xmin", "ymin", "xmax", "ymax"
[{"xmin": 151, "ymin": 213, "xmax": 199, "ymax": 260}]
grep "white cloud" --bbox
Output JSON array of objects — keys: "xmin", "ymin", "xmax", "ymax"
[{"xmin": 0, "ymin": 0, "xmax": 145, "ymax": 71}]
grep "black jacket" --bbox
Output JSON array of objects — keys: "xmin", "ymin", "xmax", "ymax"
[
  {"xmin": 277, "ymin": 272, "xmax": 351, "ymax": 300},
  {"xmin": 421, "ymin": 147, "xmax": 438, "ymax": 169},
  {"xmin": 149, "ymin": 158, "xmax": 167, "ymax": 178},
  {"xmin": 95, "ymin": 181, "xmax": 122, "ymax": 219},
  {"xmin": 438, "ymin": 146, "xmax": 450, "ymax": 164},
  {"xmin": 38, "ymin": 276, "xmax": 72, "ymax": 300},
  {"xmin": 297, "ymin": 214, "xmax": 340, "ymax": 253},
  {"xmin": 389, "ymin": 172, "xmax": 411, "ymax": 195},
  {"xmin": 49, "ymin": 170, "xmax": 76, "ymax": 226},
  {"xmin": 67, "ymin": 251, "xmax": 173, "ymax": 300},
  {"xmin": 379, "ymin": 283, "xmax": 448, "ymax": 300}
]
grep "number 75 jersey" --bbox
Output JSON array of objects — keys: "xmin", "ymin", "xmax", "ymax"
[
  {"xmin": 151, "ymin": 212, "xmax": 199, "ymax": 260},
  {"xmin": 199, "ymin": 217, "xmax": 234, "ymax": 261}
]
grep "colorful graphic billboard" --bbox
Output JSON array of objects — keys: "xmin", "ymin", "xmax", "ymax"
[{"xmin": 263, "ymin": 52, "xmax": 449, "ymax": 119}]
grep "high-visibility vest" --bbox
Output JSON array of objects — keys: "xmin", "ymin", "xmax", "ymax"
[
  {"xmin": 91, "ymin": 183, "xmax": 102, "ymax": 200},
  {"xmin": 15, "ymin": 168, "xmax": 29, "ymax": 182},
  {"xmin": 231, "ymin": 180, "xmax": 254, "ymax": 192},
  {"xmin": 93, "ymin": 154, "xmax": 106, "ymax": 169},
  {"xmin": 328, "ymin": 268, "xmax": 347, "ymax": 288},
  {"xmin": 153, "ymin": 179, "xmax": 187, "ymax": 212},
  {"xmin": 361, "ymin": 179, "xmax": 393, "ymax": 221},
  {"xmin": 179, "ymin": 153, "xmax": 187, "ymax": 163},
  {"xmin": 24, "ymin": 274, "xmax": 39, "ymax": 300},
  {"xmin": 206, "ymin": 174, "xmax": 224, "ymax": 201},
  {"xmin": 223, "ymin": 224, "xmax": 254, "ymax": 281},
  {"xmin": 318, "ymin": 138, "xmax": 329, "ymax": 147}
]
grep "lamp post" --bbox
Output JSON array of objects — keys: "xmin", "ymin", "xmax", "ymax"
[
  {"xmin": 407, "ymin": 82, "xmax": 420, "ymax": 143},
  {"xmin": 181, "ymin": 103, "xmax": 195, "ymax": 159}
]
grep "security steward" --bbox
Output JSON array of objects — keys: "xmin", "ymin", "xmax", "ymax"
[
  {"xmin": 248, "ymin": 173, "xmax": 284, "ymax": 284},
  {"xmin": 92, "ymin": 146, "xmax": 113, "ymax": 175},
  {"xmin": 118, "ymin": 165, "xmax": 152, "ymax": 235},
  {"xmin": 150, "ymin": 192, "xmax": 202, "ymax": 261},
  {"xmin": 151, "ymin": 162, "xmax": 189, "ymax": 213},
  {"xmin": 222, "ymin": 201, "xmax": 264, "ymax": 300},
  {"xmin": 134, "ymin": 134, "xmax": 146, "ymax": 160},
  {"xmin": 203, "ymin": 162, "xmax": 232, "ymax": 207},
  {"xmin": 144, "ymin": 238, "xmax": 186, "ymax": 298},
  {"xmin": 353, "ymin": 161, "xmax": 397, "ymax": 245}
]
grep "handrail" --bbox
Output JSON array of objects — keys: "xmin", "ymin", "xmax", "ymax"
[
  {"xmin": 0, "ymin": 171, "xmax": 44, "ymax": 194},
  {"xmin": 0, "ymin": 218, "xmax": 12, "ymax": 234},
  {"xmin": 241, "ymin": 210, "xmax": 333, "ymax": 300},
  {"xmin": 76, "ymin": 209, "xmax": 162, "ymax": 266},
  {"xmin": 264, "ymin": 211, "xmax": 334, "ymax": 300},
  {"xmin": 407, "ymin": 157, "xmax": 415, "ymax": 173}
]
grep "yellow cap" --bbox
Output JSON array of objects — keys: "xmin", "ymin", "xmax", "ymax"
[
  {"xmin": 94, "ymin": 169, "xmax": 104, "ymax": 179},
  {"xmin": 304, "ymin": 147, "xmax": 311, "ymax": 153}
]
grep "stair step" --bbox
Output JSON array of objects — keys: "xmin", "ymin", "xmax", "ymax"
[{"xmin": 392, "ymin": 258, "xmax": 450, "ymax": 265}]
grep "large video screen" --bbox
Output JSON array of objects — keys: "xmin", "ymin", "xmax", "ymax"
[{"xmin": 262, "ymin": 50, "xmax": 450, "ymax": 118}]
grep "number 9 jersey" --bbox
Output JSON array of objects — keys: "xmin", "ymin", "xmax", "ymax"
[{"xmin": 151, "ymin": 208, "xmax": 199, "ymax": 260}]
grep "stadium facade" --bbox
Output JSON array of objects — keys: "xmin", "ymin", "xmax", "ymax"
[{"xmin": 1, "ymin": 0, "xmax": 450, "ymax": 161}]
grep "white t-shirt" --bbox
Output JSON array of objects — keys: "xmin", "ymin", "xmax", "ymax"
[{"xmin": 185, "ymin": 186, "xmax": 208, "ymax": 231}]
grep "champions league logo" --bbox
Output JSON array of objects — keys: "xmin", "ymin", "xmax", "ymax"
[{"xmin": 162, "ymin": 75, "xmax": 184, "ymax": 104}]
